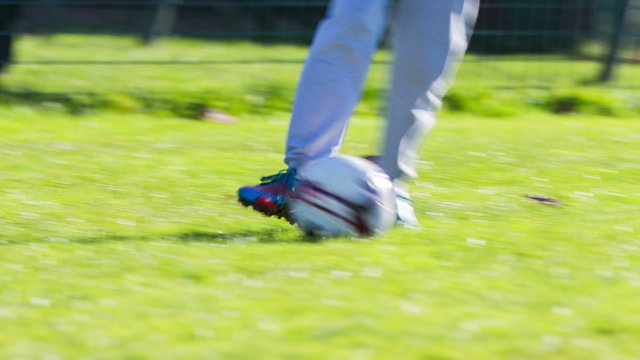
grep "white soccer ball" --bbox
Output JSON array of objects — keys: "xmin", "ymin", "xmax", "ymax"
[{"xmin": 289, "ymin": 155, "xmax": 397, "ymax": 237}]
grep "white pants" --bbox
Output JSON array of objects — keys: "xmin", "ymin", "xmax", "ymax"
[{"xmin": 285, "ymin": 0, "xmax": 479, "ymax": 179}]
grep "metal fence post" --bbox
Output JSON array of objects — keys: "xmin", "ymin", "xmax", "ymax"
[
  {"xmin": 144, "ymin": 0, "xmax": 184, "ymax": 45},
  {"xmin": 599, "ymin": 0, "xmax": 631, "ymax": 82}
]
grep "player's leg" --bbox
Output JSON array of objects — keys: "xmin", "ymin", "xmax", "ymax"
[
  {"xmin": 284, "ymin": 0, "xmax": 391, "ymax": 169},
  {"xmin": 379, "ymin": 0, "xmax": 479, "ymax": 180},
  {"xmin": 239, "ymin": 0, "xmax": 391, "ymax": 219},
  {"xmin": 379, "ymin": 0, "xmax": 479, "ymax": 227}
]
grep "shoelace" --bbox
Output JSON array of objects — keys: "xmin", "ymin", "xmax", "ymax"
[{"xmin": 259, "ymin": 168, "xmax": 297, "ymax": 187}]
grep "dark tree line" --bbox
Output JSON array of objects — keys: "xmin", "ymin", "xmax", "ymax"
[
  {"xmin": 1, "ymin": 0, "xmax": 624, "ymax": 55},
  {"xmin": 0, "ymin": 5, "xmax": 20, "ymax": 73}
]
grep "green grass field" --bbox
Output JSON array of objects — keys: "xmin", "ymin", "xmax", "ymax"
[
  {"xmin": 2, "ymin": 35, "xmax": 639, "ymax": 118},
  {"xmin": 1, "ymin": 36, "xmax": 639, "ymax": 359}
]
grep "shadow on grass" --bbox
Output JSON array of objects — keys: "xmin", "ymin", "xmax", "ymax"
[
  {"xmin": 178, "ymin": 230, "xmax": 322, "ymax": 244},
  {"xmin": 0, "ymin": 89, "xmax": 203, "ymax": 117},
  {"xmin": 66, "ymin": 229, "xmax": 321, "ymax": 245},
  {"xmin": 0, "ymin": 88, "xmax": 291, "ymax": 118}
]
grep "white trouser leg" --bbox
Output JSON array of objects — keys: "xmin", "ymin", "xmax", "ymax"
[
  {"xmin": 284, "ymin": 0, "xmax": 390, "ymax": 169},
  {"xmin": 379, "ymin": 0, "xmax": 479, "ymax": 179}
]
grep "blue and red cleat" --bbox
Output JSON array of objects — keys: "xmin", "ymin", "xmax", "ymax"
[{"xmin": 237, "ymin": 168, "xmax": 297, "ymax": 222}]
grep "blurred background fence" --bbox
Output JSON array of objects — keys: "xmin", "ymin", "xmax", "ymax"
[{"xmin": 0, "ymin": 0, "xmax": 638, "ymax": 116}]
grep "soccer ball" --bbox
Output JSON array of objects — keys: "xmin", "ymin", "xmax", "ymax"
[{"xmin": 289, "ymin": 155, "xmax": 397, "ymax": 237}]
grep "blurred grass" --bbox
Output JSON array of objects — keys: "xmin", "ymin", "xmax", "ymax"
[
  {"xmin": 0, "ymin": 35, "xmax": 639, "ymax": 118},
  {"xmin": 1, "ymin": 105, "xmax": 639, "ymax": 359},
  {"xmin": 1, "ymin": 35, "xmax": 639, "ymax": 359}
]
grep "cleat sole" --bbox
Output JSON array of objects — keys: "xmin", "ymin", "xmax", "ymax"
[{"xmin": 237, "ymin": 198, "xmax": 294, "ymax": 225}]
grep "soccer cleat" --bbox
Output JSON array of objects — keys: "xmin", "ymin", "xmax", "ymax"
[
  {"xmin": 237, "ymin": 168, "xmax": 297, "ymax": 221},
  {"xmin": 393, "ymin": 181, "xmax": 421, "ymax": 229},
  {"xmin": 362, "ymin": 155, "xmax": 420, "ymax": 229}
]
